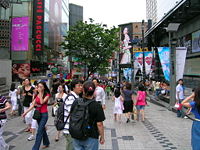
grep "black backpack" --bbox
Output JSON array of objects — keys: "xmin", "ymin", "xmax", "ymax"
[
  {"xmin": 54, "ymin": 93, "xmax": 76, "ymax": 131},
  {"xmin": 69, "ymin": 98, "xmax": 95, "ymax": 140}
]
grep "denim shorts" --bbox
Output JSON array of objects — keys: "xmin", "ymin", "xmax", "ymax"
[{"xmin": 136, "ymin": 105, "xmax": 145, "ymax": 110}]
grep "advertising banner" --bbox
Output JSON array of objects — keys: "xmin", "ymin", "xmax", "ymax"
[
  {"xmin": 12, "ymin": 63, "xmax": 30, "ymax": 81},
  {"xmin": 135, "ymin": 52, "xmax": 153, "ymax": 75},
  {"xmin": 158, "ymin": 47, "xmax": 170, "ymax": 81},
  {"xmin": 32, "ymin": 0, "xmax": 45, "ymax": 55},
  {"xmin": 11, "ymin": 17, "xmax": 29, "ymax": 51},
  {"xmin": 144, "ymin": 52, "xmax": 153, "ymax": 75},
  {"xmin": 192, "ymin": 30, "xmax": 200, "ymax": 53},
  {"xmin": 176, "ymin": 47, "xmax": 187, "ymax": 81},
  {"xmin": 119, "ymin": 23, "xmax": 132, "ymax": 64},
  {"xmin": 123, "ymin": 68, "xmax": 132, "ymax": 82}
]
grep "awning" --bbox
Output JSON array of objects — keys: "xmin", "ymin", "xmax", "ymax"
[{"xmin": 145, "ymin": 0, "xmax": 200, "ymax": 38}]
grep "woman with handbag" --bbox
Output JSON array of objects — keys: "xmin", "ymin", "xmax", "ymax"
[
  {"xmin": 22, "ymin": 81, "xmax": 50, "ymax": 150},
  {"xmin": 54, "ymin": 84, "xmax": 67, "ymax": 142}
]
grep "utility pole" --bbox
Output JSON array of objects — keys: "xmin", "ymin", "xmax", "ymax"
[{"xmin": 141, "ymin": 20, "xmax": 146, "ymax": 83}]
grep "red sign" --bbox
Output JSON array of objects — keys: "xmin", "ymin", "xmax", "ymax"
[{"xmin": 32, "ymin": 0, "xmax": 45, "ymax": 55}]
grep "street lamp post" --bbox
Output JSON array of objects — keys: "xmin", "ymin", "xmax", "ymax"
[
  {"xmin": 141, "ymin": 20, "xmax": 146, "ymax": 83},
  {"xmin": 166, "ymin": 23, "xmax": 180, "ymax": 109}
]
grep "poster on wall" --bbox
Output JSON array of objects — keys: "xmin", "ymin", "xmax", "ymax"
[
  {"xmin": 12, "ymin": 63, "xmax": 30, "ymax": 81},
  {"xmin": 11, "ymin": 17, "xmax": 29, "ymax": 51},
  {"xmin": 176, "ymin": 47, "xmax": 187, "ymax": 81},
  {"xmin": 192, "ymin": 30, "xmax": 200, "ymax": 53},
  {"xmin": 119, "ymin": 23, "xmax": 132, "ymax": 64},
  {"xmin": 158, "ymin": 47, "xmax": 170, "ymax": 81},
  {"xmin": 123, "ymin": 68, "xmax": 132, "ymax": 82}
]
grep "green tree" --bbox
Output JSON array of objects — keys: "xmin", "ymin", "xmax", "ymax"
[{"xmin": 61, "ymin": 19, "xmax": 119, "ymax": 79}]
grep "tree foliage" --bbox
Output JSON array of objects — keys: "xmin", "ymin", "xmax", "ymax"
[{"xmin": 61, "ymin": 19, "xmax": 119, "ymax": 79}]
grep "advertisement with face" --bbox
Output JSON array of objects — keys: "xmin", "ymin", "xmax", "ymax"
[
  {"xmin": 135, "ymin": 52, "xmax": 153, "ymax": 75},
  {"xmin": 119, "ymin": 24, "xmax": 132, "ymax": 64},
  {"xmin": 157, "ymin": 47, "xmax": 170, "ymax": 81},
  {"xmin": 12, "ymin": 63, "xmax": 30, "ymax": 81},
  {"xmin": 11, "ymin": 17, "xmax": 29, "ymax": 51}
]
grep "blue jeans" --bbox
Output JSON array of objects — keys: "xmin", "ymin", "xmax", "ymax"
[
  {"xmin": 32, "ymin": 112, "xmax": 50, "ymax": 150},
  {"xmin": 73, "ymin": 137, "xmax": 99, "ymax": 150}
]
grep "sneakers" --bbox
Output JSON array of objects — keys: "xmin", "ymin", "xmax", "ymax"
[
  {"xmin": 28, "ymin": 135, "xmax": 35, "ymax": 141},
  {"xmin": 5, "ymin": 145, "xmax": 9, "ymax": 150}
]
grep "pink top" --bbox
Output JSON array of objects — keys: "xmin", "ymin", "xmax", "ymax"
[
  {"xmin": 136, "ymin": 91, "xmax": 146, "ymax": 106},
  {"xmin": 35, "ymin": 94, "xmax": 50, "ymax": 113}
]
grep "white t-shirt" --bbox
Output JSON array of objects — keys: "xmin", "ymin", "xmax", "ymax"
[
  {"xmin": 94, "ymin": 86, "xmax": 106, "ymax": 105},
  {"xmin": 176, "ymin": 84, "xmax": 184, "ymax": 100},
  {"xmin": 9, "ymin": 89, "xmax": 18, "ymax": 101}
]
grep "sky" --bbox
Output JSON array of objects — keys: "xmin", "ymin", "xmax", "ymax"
[{"xmin": 69, "ymin": 0, "xmax": 146, "ymax": 27}]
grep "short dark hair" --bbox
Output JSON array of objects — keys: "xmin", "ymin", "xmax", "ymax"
[
  {"xmin": 138, "ymin": 84, "xmax": 146, "ymax": 91},
  {"xmin": 125, "ymin": 82, "xmax": 132, "ymax": 90},
  {"xmin": 178, "ymin": 79, "xmax": 183, "ymax": 82},
  {"xmin": 70, "ymin": 79, "xmax": 83, "ymax": 91},
  {"xmin": 83, "ymin": 81, "xmax": 96, "ymax": 97},
  {"xmin": 92, "ymin": 78, "xmax": 100, "ymax": 83},
  {"xmin": 10, "ymin": 83, "xmax": 16, "ymax": 91}
]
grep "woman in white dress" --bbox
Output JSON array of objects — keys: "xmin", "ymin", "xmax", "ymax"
[
  {"xmin": 120, "ymin": 27, "xmax": 132, "ymax": 64},
  {"xmin": 113, "ymin": 88, "xmax": 124, "ymax": 122}
]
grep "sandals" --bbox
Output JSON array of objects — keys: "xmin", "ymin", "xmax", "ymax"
[{"xmin": 42, "ymin": 145, "xmax": 49, "ymax": 149}]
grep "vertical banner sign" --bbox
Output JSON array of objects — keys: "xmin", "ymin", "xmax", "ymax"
[
  {"xmin": 32, "ymin": 0, "xmax": 45, "ymax": 55},
  {"xmin": 135, "ymin": 52, "xmax": 144, "ymax": 72},
  {"xmin": 119, "ymin": 23, "xmax": 133, "ymax": 64},
  {"xmin": 158, "ymin": 47, "xmax": 170, "ymax": 81},
  {"xmin": 144, "ymin": 51, "xmax": 153, "ymax": 75},
  {"xmin": 11, "ymin": 17, "xmax": 29, "ymax": 51},
  {"xmin": 176, "ymin": 47, "xmax": 187, "ymax": 81}
]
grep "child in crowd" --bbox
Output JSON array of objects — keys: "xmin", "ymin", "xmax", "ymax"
[
  {"xmin": 9, "ymin": 83, "xmax": 18, "ymax": 116},
  {"xmin": 113, "ymin": 88, "xmax": 124, "ymax": 122},
  {"xmin": 135, "ymin": 84, "xmax": 147, "ymax": 122}
]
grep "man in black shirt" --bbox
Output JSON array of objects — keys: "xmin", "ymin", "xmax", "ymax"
[{"xmin": 70, "ymin": 81, "xmax": 105, "ymax": 150}]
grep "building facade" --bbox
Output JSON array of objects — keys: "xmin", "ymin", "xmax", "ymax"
[
  {"xmin": 69, "ymin": 3, "xmax": 83, "ymax": 27},
  {"xmin": 145, "ymin": 0, "xmax": 200, "ymax": 88},
  {"xmin": 0, "ymin": 0, "xmax": 69, "ymax": 84},
  {"xmin": 146, "ymin": 0, "xmax": 182, "ymax": 24},
  {"xmin": 146, "ymin": 0, "xmax": 157, "ymax": 24}
]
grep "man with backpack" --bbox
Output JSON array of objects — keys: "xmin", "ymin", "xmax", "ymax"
[
  {"xmin": 69, "ymin": 81, "xmax": 105, "ymax": 150},
  {"xmin": 63, "ymin": 79, "xmax": 83, "ymax": 150}
]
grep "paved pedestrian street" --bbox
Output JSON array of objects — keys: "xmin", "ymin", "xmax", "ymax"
[{"xmin": 4, "ymin": 99, "xmax": 192, "ymax": 150}]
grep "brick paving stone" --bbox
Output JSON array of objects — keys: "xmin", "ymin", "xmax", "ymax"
[{"xmin": 3, "ymin": 98, "xmax": 192, "ymax": 150}]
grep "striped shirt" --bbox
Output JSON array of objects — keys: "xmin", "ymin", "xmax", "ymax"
[
  {"xmin": 63, "ymin": 91, "xmax": 79, "ymax": 134},
  {"xmin": 0, "ymin": 96, "xmax": 7, "ymax": 119}
]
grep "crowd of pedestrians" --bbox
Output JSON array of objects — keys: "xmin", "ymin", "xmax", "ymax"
[{"xmin": 0, "ymin": 77, "xmax": 200, "ymax": 150}]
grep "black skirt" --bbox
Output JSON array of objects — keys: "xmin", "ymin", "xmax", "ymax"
[{"xmin": 123, "ymin": 101, "xmax": 133, "ymax": 113}]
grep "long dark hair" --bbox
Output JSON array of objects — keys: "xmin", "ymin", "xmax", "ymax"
[
  {"xmin": 10, "ymin": 83, "xmax": 16, "ymax": 91},
  {"xmin": 194, "ymin": 87, "xmax": 200, "ymax": 114},
  {"xmin": 38, "ymin": 81, "xmax": 50, "ymax": 98},
  {"xmin": 58, "ymin": 84, "xmax": 66, "ymax": 93},
  {"xmin": 83, "ymin": 81, "xmax": 95, "ymax": 97},
  {"xmin": 114, "ymin": 89, "xmax": 121, "ymax": 98}
]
